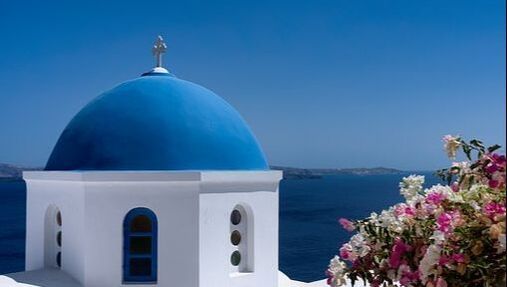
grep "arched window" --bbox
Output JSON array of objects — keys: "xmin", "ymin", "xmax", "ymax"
[
  {"xmin": 229, "ymin": 204, "xmax": 253, "ymax": 273},
  {"xmin": 123, "ymin": 208, "xmax": 157, "ymax": 283},
  {"xmin": 44, "ymin": 205, "xmax": 62, "ymax": 269}
]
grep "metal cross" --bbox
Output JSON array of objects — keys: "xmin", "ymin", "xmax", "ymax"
[{"xmin": 152, "ymin": 35, "xmax": 167, "ymax": 67}]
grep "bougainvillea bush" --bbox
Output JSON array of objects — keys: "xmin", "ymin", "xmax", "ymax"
[{"xmin": 327, "ymin": 136, "xmax": 506, "ymax": 287}]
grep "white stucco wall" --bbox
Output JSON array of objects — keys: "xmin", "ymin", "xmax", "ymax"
[
  {"xmin": 24, "ymin": 175, "xmax": 86, "ymax": 284},
  {"xmin": 199, "ymin": 171, "xmax": 281, "ymax": 287},
  {"xmin": 83, "ymin": 179, "xmax": 200, "ymax": 287},
  {"xmin": 23, "ymin": 170, "xmax": 282, "ymax": 287}
]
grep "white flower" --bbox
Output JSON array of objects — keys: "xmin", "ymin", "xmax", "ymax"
[
  {"xmin": 425, "ymin": 184, "xmax": 459, "ymax": 203},
  {"xmin": 367, "ymin": 212, "xmax": 379, "ymax": 226},
  {"xmin": 469, "ymin": 200, "xmax": 481, "ymax": 211},
  {"xmin": 452, "ymin": 161, "xmax": 470, "ymax": 176},
  {"xmin": 408, "ymin": 193, "xmax": 426, "ymax": 206},
  {"xmin": 460, "ymin": 184, "xmax": 490, "ymax": 209},
  {"xmin": 447, "ymin": 192, "xmax": 464, "ymax": 203},
  {"xmin": 327, "ymin": 256, "xmax": 347, "ymax": 287},
  {"xmin": 378, "ymin": 207, "xmax": 405, "ymax": 233},
  {"xmin": 350, "ymin": 234, "xmax": 371, "ymax": 257},
  {"xmin": 399, "ymin": 175, "xmax": 425, "ymax": 201},
  {"xmin": 425, "ymin": 184, "xmax": 453, "ymax": 197},
  {"xmin": 378, "ymin": 209, "xmax": 395, "ymax": 227},
  {"xmin": 419, "ymin": 244, "xmax": 442, "ymax": 284},
  {"xmin": 443, "ymin": 135, "xmax": 461, "ymax": 159},
  {"xmin": 430, "ymin": 230, "xmax": 446, "ymax": 245},
  {"xmin": 349, "ymin": 233, "xmax": 365, "ymax": 245},
  {"xmin": 467, "ymin": 183, "xmax": 489, "ymax": 195}
]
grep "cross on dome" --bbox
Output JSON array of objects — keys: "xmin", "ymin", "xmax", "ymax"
[{"xmin": 152, "ymin": 35, "xmax": 167, "ymax": 68}]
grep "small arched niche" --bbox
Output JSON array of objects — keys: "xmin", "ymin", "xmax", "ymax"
[
  {"xmin": 44, "ymin": 204, "xmax": 62, "ymax": 269},
  {"xmin": 229, "ymin": 204, "xmax": 254, "ymax": 273}
]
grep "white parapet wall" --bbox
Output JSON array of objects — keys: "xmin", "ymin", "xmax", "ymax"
[{"xmin": 1, "ymin": 269, "xmax": 364, "ymax": 287}]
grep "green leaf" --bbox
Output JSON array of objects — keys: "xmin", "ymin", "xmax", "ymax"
[
  {"xmin": 487, "ymin": 144, "xmax": 501, "ymax": 153},
  {"xmin": 463, "ymin": 145, "xmax": 472, "ymax": 160},
  {"xmin": 470, "ymin": 162, "xmax": 481, "ymax": 170},
  {"xmin": 470, "ymin": 139, "xmax": 484, "ymax": 147}
]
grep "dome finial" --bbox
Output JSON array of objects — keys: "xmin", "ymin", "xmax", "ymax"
[{"xmin": 152, "ymin": 35, "xmax": 167, "ymax": 68}]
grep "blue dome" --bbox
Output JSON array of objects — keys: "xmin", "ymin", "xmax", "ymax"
[{"xmin": 45, "ymin": 72, "xmax": 268, "ymax": 171}]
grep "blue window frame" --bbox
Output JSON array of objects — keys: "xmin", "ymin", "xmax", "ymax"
[{"xmin": 123, "ymin": 207, "xmax": 157, "ymax": 283}]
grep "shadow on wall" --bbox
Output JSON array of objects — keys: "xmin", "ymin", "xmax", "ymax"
[{"xmin": 0, "ymin": 269, "xmax": 80, "ymax": 287}]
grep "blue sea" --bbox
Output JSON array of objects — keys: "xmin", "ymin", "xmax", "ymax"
[{"xmin": 0, "ymin": 173, "xmax": 440, "ymax": 282}]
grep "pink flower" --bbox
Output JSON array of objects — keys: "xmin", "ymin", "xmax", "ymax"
[
  {"xmin": 435, "ymin": 210, "xmax": 462, "ymax": 233},
  {"xmin": 338, "ymin": 218, "xmax": 355, "ymax": 232},
  {"xmin": 389, "ymin": 238, "xmax": 411, "ymax": 268},
  {"xmin": 398, "ymin": 265, "xmax": 420, "ymax": 287},
  {"xmin": 485, "ymin": 153, "xmax": 507, "ymax": 189},
  {"xmin": 339, "ymin": 246, "xmax": 349, "ymax": 259},
  {"xmin": 398, "ymin": 264, "xmax": 420, "ymax": 286},
  {"xmin": 486, "ymin": 163, "xmax": 499, "ymax": 174},
  {"xmin": 489, "ymin": 179, "xmax": 500, "ymax": 188},
  {"xmin": 483, "ymin": 202, "xmax": 506, "ymax": 220},
  {"xmin": 436, "ymin": 277, "xmax": 448, "ymax": 287},
  {"xmin": 491, "ymin": 153, "xmax": 506, "ymax": 167},
  {"xmin": 339, "ymin": 243, "xmax": 357, "ymax": 261},
  {"xmin": 426, "ymin": 192, "xmax": 447, "ymax": 205},
  {"xmin": 436, "ymin": 212, "xmax": 453, "ymax": 233},
  {"xmin": 451, "ymin": 253, "xmax": 466, "ymax": 263},
  {"xmin": 423, "ymin": 202, "xmax": 438, "ymax": 216},
  {"xmin": 451, "ymin": 182, "xmax": 459, "ymax": 192},
  {"xmin": 394, "ymin": 204, "xmax": 416, "ymax": 217},
  {"xmin": 438, "ymin": 255, "xmax": 450, "ymax": 266}
]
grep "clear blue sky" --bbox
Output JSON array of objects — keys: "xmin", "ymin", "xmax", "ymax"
[{"xmin": 0, "ymin": 0, "xmax": 505, "ymax": 170}]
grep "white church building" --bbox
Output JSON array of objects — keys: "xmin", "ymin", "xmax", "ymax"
[{"xmin": 0, "ymin": 37, "xmax": 357, "ymax": 287}]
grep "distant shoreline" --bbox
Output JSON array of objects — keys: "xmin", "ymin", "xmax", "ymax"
[
  {"xmin": 1, "ymin": 162, "xmax": 420, "ymax": 181},
  {"xmin": 0, "ymin": 163, "xmax": 42, "ymax": 180},
  {"xmin": 270, "ymin": 166, "xmax": 406, "ymax": 179}
]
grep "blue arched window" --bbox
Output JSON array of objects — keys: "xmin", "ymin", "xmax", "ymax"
[{"xmin": 123, "ymin": 207, "xmax": 157, "ymax": 283}]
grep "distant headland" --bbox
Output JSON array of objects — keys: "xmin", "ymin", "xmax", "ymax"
[
  {"xmin": 0, "ymin": 163, "xmax": 42, "ymax": 180},
  {"xmin": 270, "ymin": 166, "xmax": 404, "ymax": 179},
  {"xmin": 0, "ymin": 162, "xmax": 404, "ymax": 180}
]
